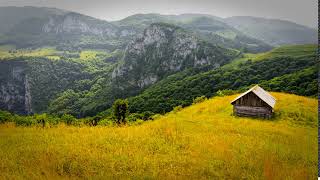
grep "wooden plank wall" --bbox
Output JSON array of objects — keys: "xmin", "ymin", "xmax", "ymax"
[{"xmin": 234, "ymin": 105, "xmax": 272, "ymax": 118}]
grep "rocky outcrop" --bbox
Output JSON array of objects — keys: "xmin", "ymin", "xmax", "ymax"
[
  {"xmin": 0, "ymin": 60, "xmax": 32, "ymax": 114},
  {"xmin": 112, "ymin": 23, "xmax": 237, "ymax": 88},
  {"xmin": 42, "ymin": 13, "xmax": 118, "ymax": 37},
  {"xmin": 42, "ymin": 12, "xmax": 137, "ymax": 39}
]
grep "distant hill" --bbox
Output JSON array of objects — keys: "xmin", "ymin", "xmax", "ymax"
[
  {"xmin": 0, "ymin": 7, "xmax": 316, "ymax": 52},
  {"xmin": 117, "ymin": 14, "xmax": 272, "ymax": 53},
  {"xmin": 225, "ymin": 16, "xmax": 317, "ymax": 46},
  {"xmin": 0, "ymin": 7, "xmax": 270, "ymax": 53},
  {"xmin": 0, "ymin": 6, "xmax": 66, "ymax": 34}
]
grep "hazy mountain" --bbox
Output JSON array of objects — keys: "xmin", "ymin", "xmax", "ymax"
[
  {"xmin": 0, "ymin": 6, "xmax": 66, "ymax": 34},
  {"xmin": 0, "ymin": 7, "xmax": 136, "ymax": 50},
  {"xmin": 225, "ymin": 16, "xmax": 317, "ymax": 46},
  {"xmin": 0, "ymin": 7, "xmax": 270, "ymax": 52},
  {"xmin": 116, "ymin": 14, "xmax": 272, "ymax": 53}
]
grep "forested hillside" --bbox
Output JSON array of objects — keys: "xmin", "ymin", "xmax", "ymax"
[
  {"xmin": 128, "ymin": 45, "xmax": 317, "ymax": 113},
  {"xmin": 48, "ymin": 23, "xmax": 238, "ymax": 117}
]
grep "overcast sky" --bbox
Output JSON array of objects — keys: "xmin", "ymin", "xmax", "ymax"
[{"xmin": 0, "ymin": 0, "xmax": 317, "ymax": 28}]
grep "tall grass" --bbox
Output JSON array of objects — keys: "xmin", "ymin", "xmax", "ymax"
[{"xmin": 0, "ymin": 93, "xmax": 317, "ymax": 179}]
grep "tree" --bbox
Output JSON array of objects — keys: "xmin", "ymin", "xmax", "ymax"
[{"xmin": 112, "ymin": 99, "xmax": 129, "ymax": 124}]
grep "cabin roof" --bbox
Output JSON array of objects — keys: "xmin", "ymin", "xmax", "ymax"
[{"xmin": 231, "ymin": 85, "xmax": 276, "ymax": 108}]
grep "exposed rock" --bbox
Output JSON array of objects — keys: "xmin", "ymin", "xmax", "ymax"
[
  {"xmin": 112, "ymin": 23, "xmax": 236, "ymax": 88},
  {"xmin": 0, "ymin": 61, "xmax": 32, "ymax": 114}
]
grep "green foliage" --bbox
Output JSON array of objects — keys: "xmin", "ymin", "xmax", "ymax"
[
  {"xmin": 97, "ymin": 118, "xmax": 114, "ymax": 126},
  {"xmin": 129, "ymin": 54, "xmax": 317, "ymax": 114},
  {"xmin": 112, "ymin": 99, "xmax": 129, "ymax": 124},
  {"xmin": 172, "ymin": 106, "xmax": 183, "ymax": 113},
  {"xmin": 216, "ymin": 89, "xmax": 238, "ymax": 97},
  {"xmin": 192, "ymin": 96, "xmax": 207, "ymax": 104},
  {"xmin": 260, "ymin": 67, "xmax": 318, "ymax": 96},
  {"xmin": 0, "ymin": 110, "xmax": 12, "ymax": 123},
  {"xmin": 127, "ymin": 111, "xmax": 155, "ymax": 122},
  {"xmin": 61, "ymin": 114, "xmax": 77, "ymax": 125},
  {"xmin": 14, "ymin": 116, "xmax": 36, "ymax": 126}
]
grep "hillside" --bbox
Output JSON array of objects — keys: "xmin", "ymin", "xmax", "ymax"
[
  {"xmin": 0, "ymin": 93, "xmax": 317, "ymax": 179},
  {"xmin": 0, "ymin": 50, "xmax": 119, "ymax": 115},
  {"xmin": 128, "ymin": 45, "xmax": 317, "ymax": 113},
  {"xmin": 47, "ymin": 23, "xmax": 238, "ymax": 117},
  {"xmin": 225, "ymin": 16, "xmax": 317, "ymax": 46}
]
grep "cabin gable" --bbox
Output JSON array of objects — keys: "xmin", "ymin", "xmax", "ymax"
[
  {"xmin": 230, "ymin": 85, "xmax": 276, "ymax": 118},
  {"xmin": 231, "ymin": 92, "xmax": 271, "ymax": 109}
]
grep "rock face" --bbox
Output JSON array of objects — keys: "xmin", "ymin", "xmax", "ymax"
[
  {"xmin": 0, "ymin": 61, "xmax": 32, "ymax": 114},
  {"xmin": 42, "ymin": 12, "xmax": 118, "ymax": 37},
  {"xmin": 112, "ymin": 23, "xmax": 236, "ymax": 88}
]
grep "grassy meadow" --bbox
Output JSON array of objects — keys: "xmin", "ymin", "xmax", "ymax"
[{"xmin": 0, "ymin": 92, "xmax": 317, "ymax": 179}]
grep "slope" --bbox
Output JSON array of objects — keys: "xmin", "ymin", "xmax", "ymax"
[
  {"xmin": 225, "ymin": 16, "xmax": 317, "ymax": 46},
  {"xmin": 48, "ymin": 23, "xmax": 238, "ymax": 117},
  {"xmin": 0, "ymin": 93, "xmax": 317, "ymax": 179},
  {"xmin": 128, "ymin": 45, "xmax": 317, "ymax": 113}
]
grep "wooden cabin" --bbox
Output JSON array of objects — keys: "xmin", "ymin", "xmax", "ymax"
[{"xmin": 231, "ymin": 85, "xmax": 276, "ymax": 118}]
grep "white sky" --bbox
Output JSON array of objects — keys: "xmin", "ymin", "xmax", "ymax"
[{"xmin": 0, "ymin": 0, "xmax": 317, "ymax": 28}]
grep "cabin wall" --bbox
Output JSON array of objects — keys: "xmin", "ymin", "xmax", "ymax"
[
  {"xmin": 233, "ymin": 105, "xmax": 272, "ymax": 118},
  {"xmin": 232, "ymin": 92, "xmax": 273, "ymax": 118}
]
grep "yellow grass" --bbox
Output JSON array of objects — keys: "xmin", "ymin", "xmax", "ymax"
[{"xmin": 0, "ymin": 93, "xmax": 317, "ymax": 179}]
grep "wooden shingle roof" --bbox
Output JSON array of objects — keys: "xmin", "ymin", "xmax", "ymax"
[{"xmin": 231, "ymin": 85, "xmax": 276, "ymax": 108}]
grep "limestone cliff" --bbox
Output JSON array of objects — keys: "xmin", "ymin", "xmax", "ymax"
[
  {"xmin": 0, "ymin": 60, "xmax": 32, "ymax": 114},
  {"xmin": 112, "ymin": 23, "xmax": 237, "ymax": 89}
]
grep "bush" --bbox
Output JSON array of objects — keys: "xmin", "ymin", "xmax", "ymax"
[
  {"xmin": 97, "ymin": 118, "xmax": 113, "ymax": 126},
  {"xmin": 192, "ymin": 96, "xmax": 207, "ymax": 104},
  {"xmin": 0, "ymin": 110, "xmax": 12, "ymax": 124},
  {"xmin": 141, "ymin": 111, "xmax": 155, "ymax": 120},
  {"xmin": 112, "ymin": 99, "xmax": 129, "ymax": 124},
  {"xmin": 14, "ymin": 116, "xmax": 36, "ymax": 126},
  {"xmin": 172, "ymin": 106, "xmax": 183, "ymax": 113},
  {"xmin": 61, "ymin": 114, "xmax": 77, "ymax": 125},
  {"xmin": 128, "ymin": 119, "xmax": 144, "ymax": 126},
  {"xmin": 34, "ymin": 114, "xmax": 48, "ymax": 127},
  {"xmin": 216, "ymin": 89, "xmax": 237, "ymax": 97},
  {"xmin": 127, "ymin": 113, "xmax": 143, "ymax": 122}
]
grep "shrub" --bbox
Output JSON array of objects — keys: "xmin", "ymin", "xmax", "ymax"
[
  {"xmin": 172, "ymin": 106, "xmax": 183, "ymax": 113},
  {"xmin": 112, "ymin": 99, "xmax": 129, "ymax": 124},
  {"xmin": 34, "ymin": 114, "xmax": 48, "ymax": 127},
  {"xmin": 0, "ymin": 110, "xmax": 12, "ymax": 124},
  {"xmin": 14, "ymin": 116, "xmax": 36, "ymax": 126},
  {"xmin": 97, "ymin": 118, "xmax": 113, "ymax": 126},
  {"xmin": 128, "ymin": 119, "xmax": 144, "ymax": 126},
  {"xmin": 192, "ymin": 96, "xmax": 207, "ymax": 104},
  {"xmin": 141, "ymin": 111, "xmax": 155, "ymax": 120},
  {"xmin": 216, "ymin": 89, "xmax": 237, "ymax": 97},
  {"xmin": 127, "ymin": 113, "xmax": 143, "ymax": 122},
  {"xmin": 61, "ymin": 114, "xmax": 77, "ymax": 125}
]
